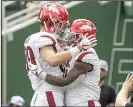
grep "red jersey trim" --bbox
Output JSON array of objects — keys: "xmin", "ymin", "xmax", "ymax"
[
  {"xmin": 46, "ymin": 91, "xmax": 56, "ymax": 106},
  {"xmin": 77, "ymin": 52, "xmax": 93, "ymax": 62},
  {"xmin": 41, "ymin": 35, "xmax": 57, "ymax": 52}
]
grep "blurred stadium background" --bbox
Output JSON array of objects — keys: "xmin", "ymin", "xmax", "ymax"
[{"xmin": 2, "ymin": 1, "xmax": 133, "ymax": 105}]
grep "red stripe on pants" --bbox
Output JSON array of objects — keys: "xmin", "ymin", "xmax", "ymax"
[
  {"xmin": 46, "ymin": 91, "xmax": 56, "ymax": 107},
  {"xmin": 88, "ymin": 100, "xmax": 95, "ymax": 107}
]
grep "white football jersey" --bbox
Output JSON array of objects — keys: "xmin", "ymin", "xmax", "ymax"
[
  {"xmin": 65, "ymin": 48, "xmax": 101, "ymax": 106},
  {"xmin": 24, "ymin": 32, "xmax": 65, "ymax": 91},
  {"xmin": 61, "ymin": 54, "xmax": 86, "ymax": 90}
]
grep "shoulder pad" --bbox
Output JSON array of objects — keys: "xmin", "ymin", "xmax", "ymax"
[
  {"xmin": 76, "ymin": 48, "xmax": 99, "ymax": 64},
  {"xmin": 35, "ymin": 32, "xmax": 57, "ymax": 48}
]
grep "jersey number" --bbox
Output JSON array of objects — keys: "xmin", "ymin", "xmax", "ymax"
[
  {"xmin": 59, "ymin": 64, "xmax": 68, "ymax": 78},
  {"xmin": 59, "ymin": 61, "xmax": 70, "ymax": 78},
  {"xmin": 24, "ymin": 46, "xmax": 37, "ymax": 73}
]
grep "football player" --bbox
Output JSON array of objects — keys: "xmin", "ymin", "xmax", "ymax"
[
  {"xmin": 64, "ymin": 20, "xmax": 100, "ymax": 106},
  {"xmin": 43, "ymin": 19, "xmax": 101, "ymax": 106},
  {"xmin": 24, "ymin": 3, "xmax": 97, "ymax": 106}
]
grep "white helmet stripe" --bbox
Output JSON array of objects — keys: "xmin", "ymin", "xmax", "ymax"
[{"xmin": 43, "ymin": 22, "xmax": 48, "ymax": 31}]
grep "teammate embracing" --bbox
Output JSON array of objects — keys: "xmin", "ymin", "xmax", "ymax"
[
  {"xmin": 24, "ymin": 3, "xmax": 97, "ymax": 106},
  {"xmin": 44, "ymin": 19, "xmax": 101, "ymax": 106},
  {"xmin": 65, "ymin": 19, "xmax": 101, "ymax": 106}
]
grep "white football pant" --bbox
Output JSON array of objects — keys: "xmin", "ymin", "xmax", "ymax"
[{"xmin": 30, "ymin": 91, "xmax": 64, "ymax": 106}]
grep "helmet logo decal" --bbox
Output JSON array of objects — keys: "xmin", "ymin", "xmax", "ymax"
[
  {"xmin": 48, "ymin": 6, "xmax": 60, "ymax": 14},
  {"xmin": 80, "ymin": 25, "xmax": 91, "ymax": 31}
]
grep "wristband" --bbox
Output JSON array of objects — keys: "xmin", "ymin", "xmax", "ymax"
[
  {"xmin": 40, "ymin": 72, "xmax": 47, "ymax": 80},
  {"xmin": 68, "ymin": 46, "xmax": 81, "ymax": 58}
]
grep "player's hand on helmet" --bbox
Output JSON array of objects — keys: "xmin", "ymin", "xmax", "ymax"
[
  {"xmin": 68, "ymin": 34, "xmax": 97, "ymax": 58},
  {"xmin": 77, "ymin": 34, "xmax": 97, "ymax": 51}
]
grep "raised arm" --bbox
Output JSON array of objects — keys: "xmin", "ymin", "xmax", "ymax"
[
  {"xmin": 40, "ymin": 35, "xmax": 97, "ymax": 67},
  {"xmin": 40, "ymin": 62, "xmax": 93, "ymax": 87},
  {"xmin": 40, "ymin": 45, "xmax": 78, "ymax": 67},
  {"xmin": 115, "ymin": 73, "xmax": 133, "ymax": 106}
]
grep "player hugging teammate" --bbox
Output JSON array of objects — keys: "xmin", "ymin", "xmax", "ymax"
[{"xmin": 24, "ymin": 3, "xmax": 100, "ymax": 106}]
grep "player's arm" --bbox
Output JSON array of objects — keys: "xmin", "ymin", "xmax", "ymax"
[
  {"xmin": 115, "ymin": 73, "xmax": 133, "ymax": 106},
  {"xmin": 40, "ymin": 45, "xmax": 75, "ymax": 67},
  {"xmin": 40, "ymin": 62, "xmax": 93, "ymax": 87},
  {"xmin": 40, "ymin": 35, "xmax": 97, "ymax": 67}
]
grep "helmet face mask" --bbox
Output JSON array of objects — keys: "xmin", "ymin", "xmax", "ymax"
[
  {"xmin": 61, "ymin": 28, "xmax": 84, "ymax": 50},
  {"xmin": 61, "ymin": 19, "xmax": 97, "ymax": 50},
  {"xmin": 51, "ymin": 18, "xmax": 69, "ymax": 39}
]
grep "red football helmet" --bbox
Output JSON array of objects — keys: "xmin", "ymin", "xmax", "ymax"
[
  {"xmin": 61, "ymin": 19, "xmax": 96, "ymax": 49},
  {"xmin": 38, "ymin": 3, "xmax": 69, "ymax": 39}
]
